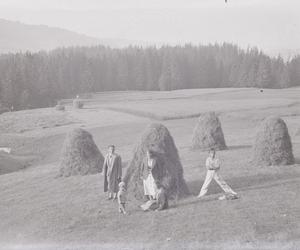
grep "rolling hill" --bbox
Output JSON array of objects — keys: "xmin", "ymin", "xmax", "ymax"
[{"xmin": 0, "ymin": 19, "xmax": 135, "ymax": 54}]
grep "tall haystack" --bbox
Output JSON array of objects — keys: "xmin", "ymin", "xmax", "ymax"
[
  {"xmin": 59, "ymin": 128, "xmax": 104, "ymax": 177},
  {"xmin": 253, "ymin": 116, "xmax": 294, "ymax": 166},
  {"xmin": 124, "ymin": 123, "xmax": 189, "ymax": 200},
  {"xmin": 192, "ymin": 112, "xmax": 227, "ymax": 150}
]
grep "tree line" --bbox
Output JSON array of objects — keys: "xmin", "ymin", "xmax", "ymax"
[{"xmin": 0, "ymin": 43, "xmax": 299, "ymax": 110}]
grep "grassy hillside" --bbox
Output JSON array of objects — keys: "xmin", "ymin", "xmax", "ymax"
[{"xmin": 0, "ymin": 88, "xmax": 299, "ymax": 250}]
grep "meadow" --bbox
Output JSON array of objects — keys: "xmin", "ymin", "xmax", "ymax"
[{"xmin": 0, "ymin": 88, "xmax": 299, "ymax": 250}]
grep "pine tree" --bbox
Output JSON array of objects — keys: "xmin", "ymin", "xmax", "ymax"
[
  {"xmin": 0, "ymin": 43, "xmax": 297, "ymax": 110},
  {"xmin": 158, "ymin": 52, "xmax": 172, "ymax": 91},
  {"xmin": 288, "ymin": 56, "xmax": 300, "ymax": 87},
  {"xmin": 256, "ymin": 56, "xmax": 272, "ymax": 88}
]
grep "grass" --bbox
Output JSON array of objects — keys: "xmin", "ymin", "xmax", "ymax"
[
  {"xmin": 0, "ymin": 152, "xmax": 36, "ymax": 175},
  {"xmin": 104, "ymin": 101, "xmax": 300, "ymax": 121},
  {"xmin": 0, "ymin": 88, "xmax": 299, "ymax": 249},
  {"xmin": 100, "ymin": 88, "xmax": 300, "ymax": 121},
  {"xmin": 0, "ymin": 108, "xmax": 74, "ymax": 133}
]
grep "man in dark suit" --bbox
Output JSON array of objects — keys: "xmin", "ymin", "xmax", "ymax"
[{"xmin": 103, "ymin": 145, "xmax": 122, "ymax": 200}]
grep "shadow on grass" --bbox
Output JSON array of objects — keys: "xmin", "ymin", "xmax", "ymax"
[
  {"xmin": 294, "ymin": 157, "xmax": 300, "ymax": 164},
  {"xmin": 227, "ymin": 145, "xmax": 252, "ymax": 150},
  {"xmin": 80, "ymin": 107, "xmax": 97, "ymax": 110},
  {"xmin": 187, "ymin": 171, "xmax": 300, "ymax": 196},
  {"xmin": 126, "ymin": 171, "xmax": 300, "ymax": 211},
  {"xmin": 189, "ymin": 144, "xmax": 251, "ymax": 153},
  {"xmin": 176, "ymin": 171, "xmax": 300, "ymax": 209}
]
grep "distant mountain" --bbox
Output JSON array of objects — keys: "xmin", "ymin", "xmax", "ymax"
[
  {"xmin": 0, "ymin": 19, "xmax": 140, "ymax": 54},
  {"xmin": 1, "ymin": 18, "xmax": 299, "ymax": 59}
]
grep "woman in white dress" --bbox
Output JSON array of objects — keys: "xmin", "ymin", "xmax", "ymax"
[
  {"xmin": 140, "ymin": 149, "xmax": 170, "ymax": 211},
  {"xmin": 142, "ymin": 150, "xmax": 159, "ymax": 200}
]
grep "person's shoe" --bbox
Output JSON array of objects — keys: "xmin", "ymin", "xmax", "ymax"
[
  {"xmin": 218, "ymin": 195, "xmax": 226, "ymax": 200},
  {"xmin": 218, "ymin": 194, "xmax": 239, "ymax": 200},
  {"xmin": 227, "ymin": 193, "xmax": 239, "ymax": 200},
  {"xmin": 197, "ymin": 194, "xmax": 205, "ymax": 199},
  {"xmin": 107, "ymin": 196, "xmax": 113, "ymax": 200},
  {"xmin": 113, "ymin": 197, "xmax": 117, "ymax": 201}
]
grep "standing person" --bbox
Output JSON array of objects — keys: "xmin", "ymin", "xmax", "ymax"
[
  {"xmin": 141, "ymin": 150, "xmax": 164, "ymax": 200},
  {"xmin": 117, "ymin": 182, "xmax": 127, "ymax": 214},
  {"xmin": 103, "ymin": 145, "xmax": 122, "ymax": 200},
  {"xmin": 197, "ymin": 148, "xmax": 237, "ymax": 199},
  {"xmin": 142, "ymin": 150, "xmax": 158, "ymax": 200}
]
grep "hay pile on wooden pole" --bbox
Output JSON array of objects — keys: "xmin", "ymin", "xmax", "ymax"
[
  {"xmin": 253, "ymin": 116, "xmax": 294, "ymax": 166},
  {"xmin": 192, "ymin": 112, "xmax": 227, "ymax": 150},
  {"xmin": 124, "ymin": 123, "xmax": 189, "ymax": 200},
  {"xmin": 59, "ymin": 128, "xmax": 104, "ymax": 177}
]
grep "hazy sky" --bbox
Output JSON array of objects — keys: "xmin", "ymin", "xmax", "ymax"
[{"xmin": 0, "ymin": 0, "xmax": 299, "ymax": 53}]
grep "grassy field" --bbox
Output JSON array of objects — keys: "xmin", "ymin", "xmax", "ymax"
[{"xmin": 0, "ymin": 88, "xmax": 299, "ymax": 250}]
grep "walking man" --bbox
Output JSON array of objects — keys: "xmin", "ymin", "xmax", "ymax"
[
  {"xmin": 197, "ymin": 148, "xmax": 237, "ymax": 200},
  {"xmin": 103, "ymin": 145, "xmax": 122, "ymax": 200}
]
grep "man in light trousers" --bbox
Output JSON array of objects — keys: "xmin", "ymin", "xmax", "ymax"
[{"xmin": 197, "ymin": 148, "xmax": 237, "ymax": 200}]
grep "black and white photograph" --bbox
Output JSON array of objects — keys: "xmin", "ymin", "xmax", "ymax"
[{"xmin": 0, "ymin": 0, "xmax": 299, "ymax": 249}]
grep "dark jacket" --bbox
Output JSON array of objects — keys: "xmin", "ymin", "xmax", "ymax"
[{"xmin": 103, "ymin": 154, "xmax": 122, "ymax": 193}]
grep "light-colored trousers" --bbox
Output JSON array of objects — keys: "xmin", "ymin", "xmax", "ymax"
[{"xmin": 199, "ymin": 170, "xmax": 237, "ymax": 197}]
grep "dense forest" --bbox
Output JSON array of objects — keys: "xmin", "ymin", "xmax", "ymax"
[{"xmin": 0, "ymin": 43, "xmax": 299, "ymax": 110}]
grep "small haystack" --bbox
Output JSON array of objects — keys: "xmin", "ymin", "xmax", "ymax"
[
  {"xmin": 253, "ymin": 116, "xmax": 294, "ymax": 166},
  {"xmin": 192, "ymin": 112, "xmax": 227, "ymax": 151},
  {"xmin": 124, "ymin": 123, "xmax": 189, "ymax": 200},
  {"xmin": 73, "ymin": 99, "xmax": 84, "ymax": 109},
  {"xmin": 59, "ymin": 128, "xmax": 104, "ymax": 177},
  {"xmin": 55, "ymin": 104, "xmax": 65, "ymax": 111},
  {"xmin": 55, "ymin": 100, "xmax": 65, "ymax": 111}
]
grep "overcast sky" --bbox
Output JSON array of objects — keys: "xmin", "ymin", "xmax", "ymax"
[{"xmin": 0, "ymin": 0, "xmax": 299, "ymax": 53}]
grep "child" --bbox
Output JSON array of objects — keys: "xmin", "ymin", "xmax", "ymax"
[{"xmin": 117, "ymin": 182, "xmax": 127, "ymax": 214}]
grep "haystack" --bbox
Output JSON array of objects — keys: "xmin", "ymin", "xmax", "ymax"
[
  {"xmin": 55, "ymin": 104, "xmax": 65, "ymax": 111},
  {"xmin": 73, "ymin": 99, "xmax": 84, "ymax": 109},
  {"xmin": 124, "ymin": 123, "xmax": 189, "ymax": 200},
  {"xmin": 253, "ymin": 116, "xmax": 294, "ymax": 166},
  {"xmin": 192, "ymin": 112, "xmax": 227, "ymax": 150},
  {"xmin": 59, "ymin": 128, "xmax": 104, "ymax": 177}
]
